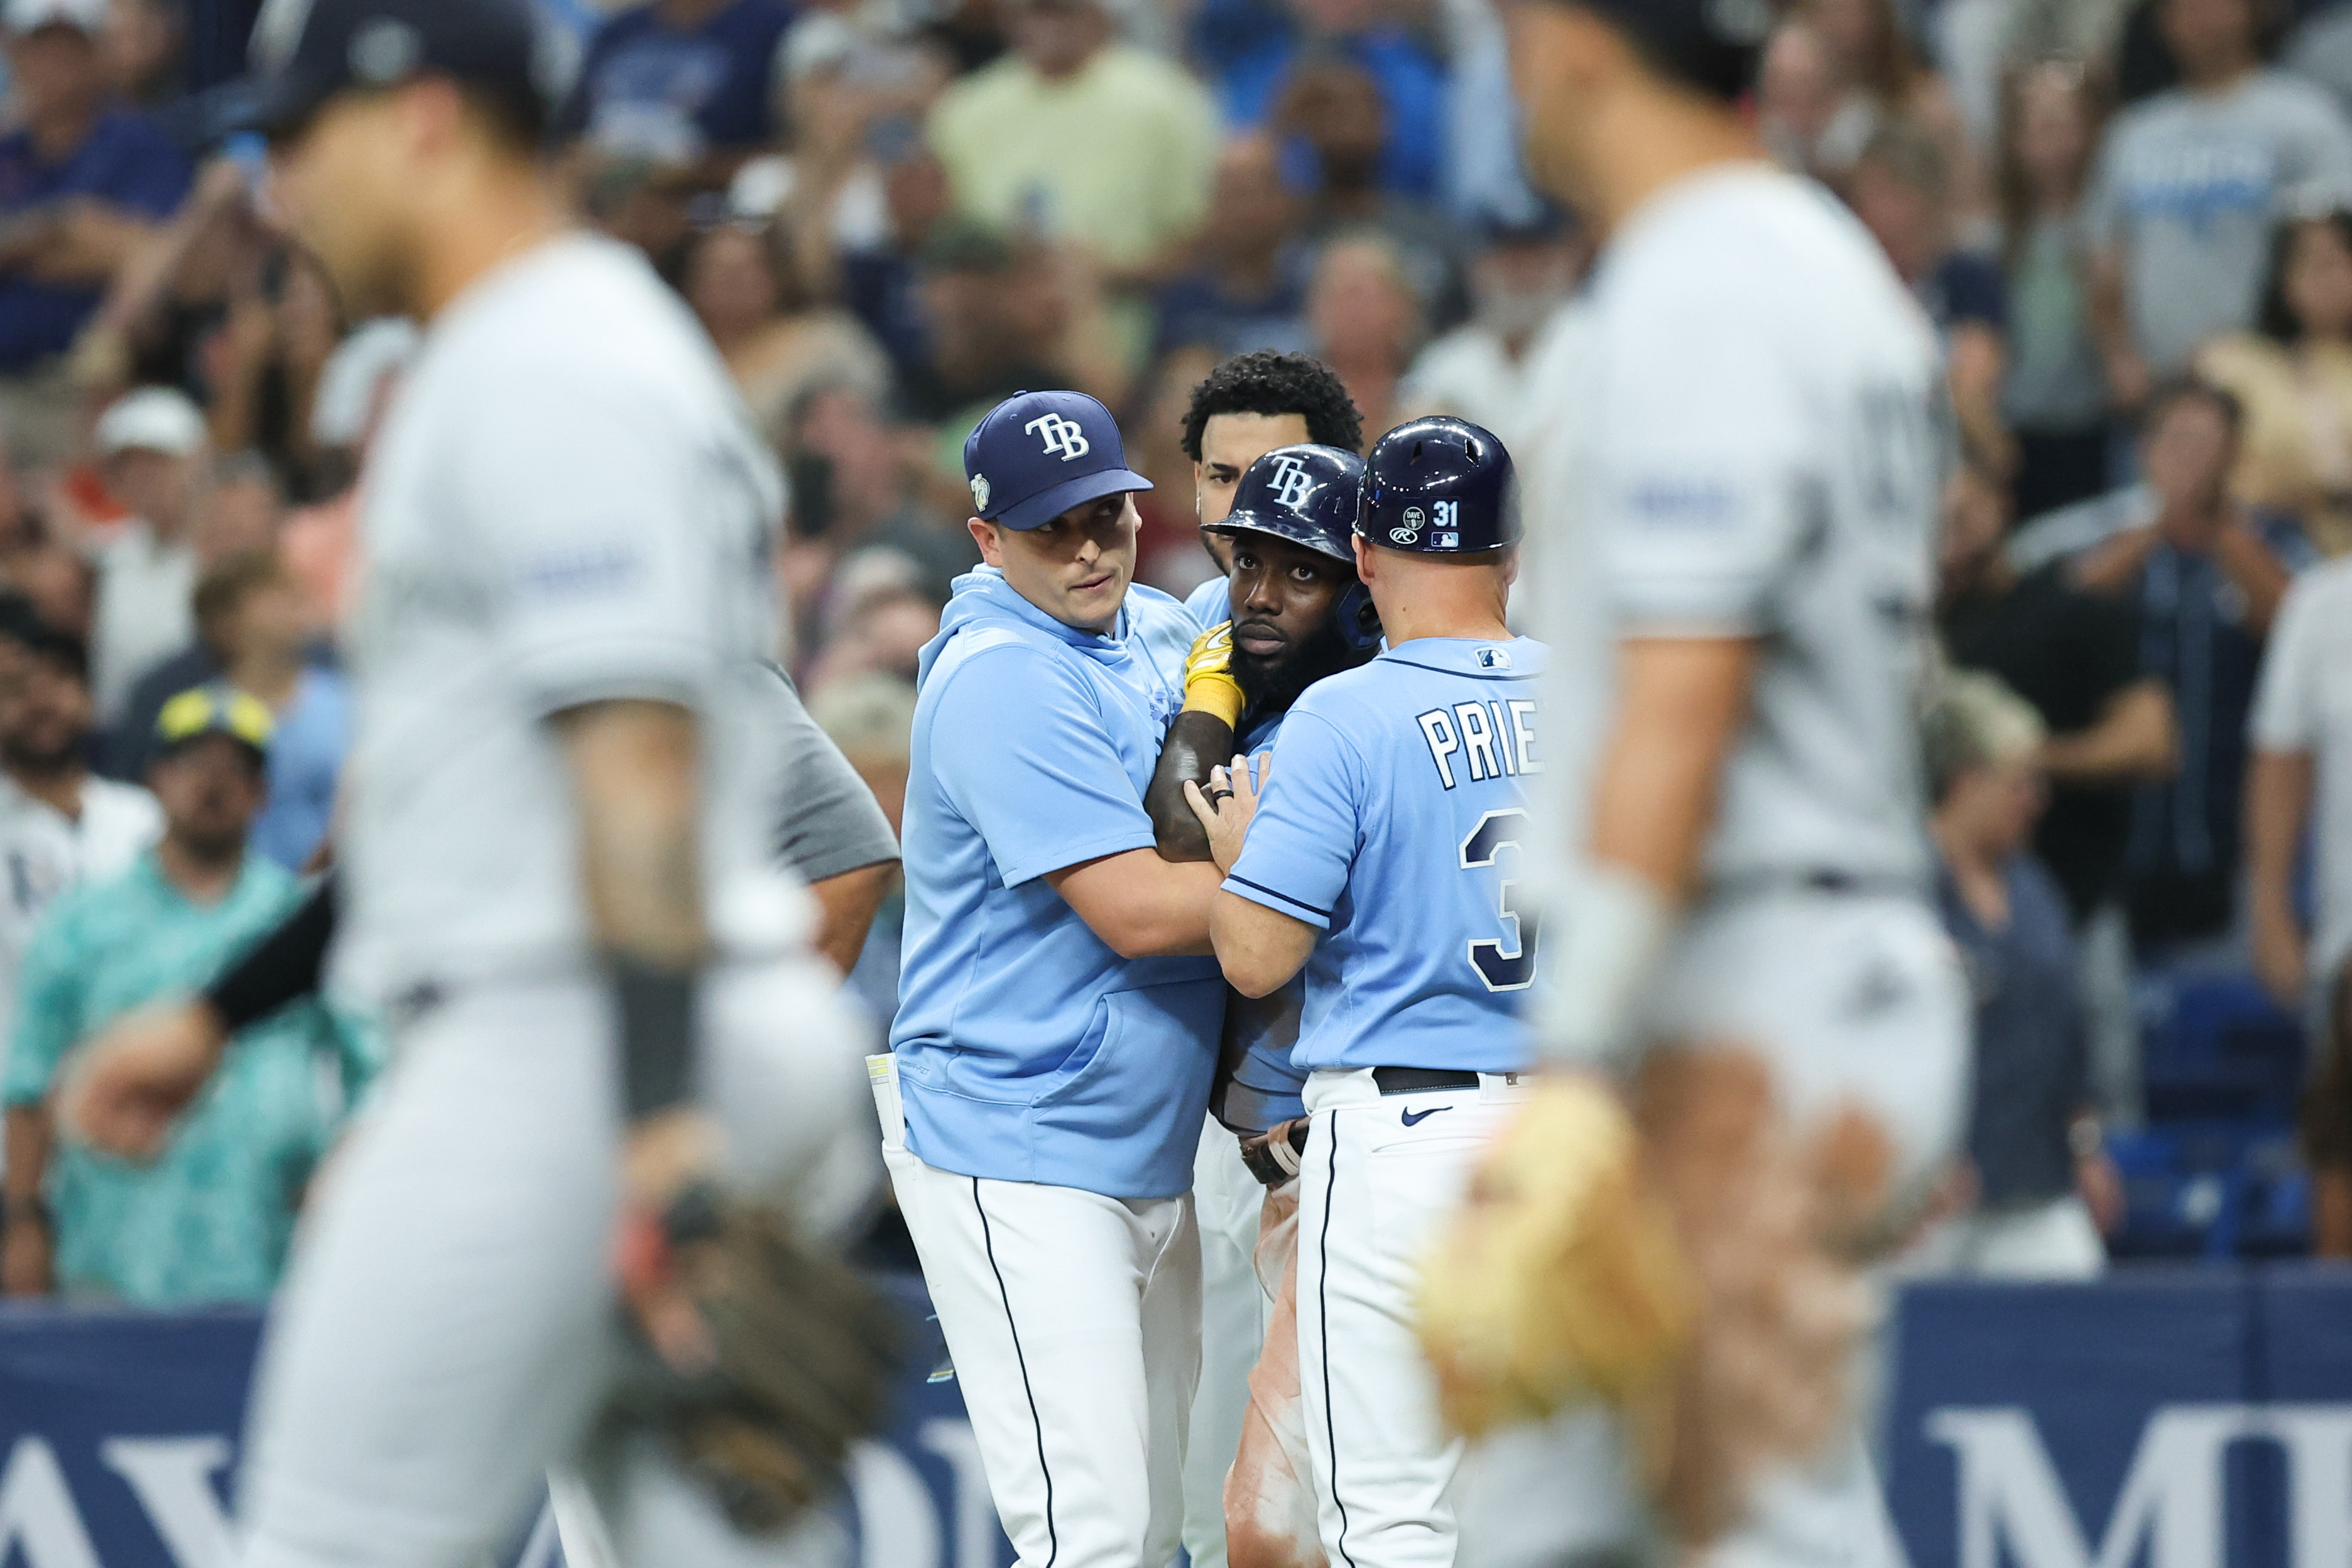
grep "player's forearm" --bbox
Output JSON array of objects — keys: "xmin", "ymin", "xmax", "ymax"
[
  {"xmin": 1045, "ymin": 849, "xmax": 1223, "ymax": 959},
  {"xmin": 1, "ymin": 1105, "xmax": 50, "ymax": 1206},
  {"xmin": 1587, "ymin": 638, "xmax": 1755, "ymax": 900},
  {"xmin": 2039, "ymin": 680, "xmax": 2175, "ymax": 784},
  {"xmin": 557, "ymin": 700, "xmax": 712, "ymax": 1138},
  {"xmin": 1147, "ymin": 711, "xmax": 1235, "ymax": 863},
  {"xmin": 809, "ymin": 859, "xmax": 895, "ymax": 975},
  {"xmin": 2244, "ymin": 749, "xmax": 2314, "ymax": 912},
  {"xmin": 1209, "ymin": 890, "xmax": 1316, "ymax": 998}
]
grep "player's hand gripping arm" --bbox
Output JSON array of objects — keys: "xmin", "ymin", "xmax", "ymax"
[
  {"xmin": 557, "ymin": 698, "xmax": 724, "ymax": 1371},
  {"xmin": 1185, "ymin": 751, "xmax": 1316, "ymax": 996},
  {"xmin": 1544, "ymin": 636, "xmax": 1756, "ymax": 1064},
  {"xmin": 1147, "ymin": 623, "xmax": 1247, "ymax": 861}
]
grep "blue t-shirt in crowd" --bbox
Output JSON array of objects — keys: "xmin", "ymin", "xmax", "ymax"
[
  {"xmin": 1216, "ymin": 30, "xmax": 1446, "ymax": 203},
  {"xmin": 560, "ymin": 0, "xmax": 793, "ymax": 156},
  {"xmin": 1153, "ymin": 264, "xmax": 1312, "ymax": 362},
  {"xmin": 0, "ymin": 109, "xmax": 192, "ymax": 371},
  {"xmin": 1226, "ymin": 635, "xmax": 1544, "ymax": 1074},
  {"xmin": 250, "ymin": 668, "xmax": 352, "ymax": 874},
  {"xmin": 891, "ymin": 567, "xmax": 1220, "ymax": 1199},
  {"xmin": 1919, "ymin": 249, "xmax": 2008, "ymax": 338},
  {"xmin": 1937, "ymin": 852, "xmax": 2084, "ymax": 1208}
]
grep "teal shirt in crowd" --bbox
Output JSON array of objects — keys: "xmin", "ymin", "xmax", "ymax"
[{"xmin": 2, "ymin": 851, "xmax": 379, "ymax": 1307}]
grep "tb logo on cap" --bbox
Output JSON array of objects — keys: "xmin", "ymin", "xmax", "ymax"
[
  {"xmin": 1268, "ymin": 455, "xmax": 1320, "ymax": 512},
  {"xmin": 1026, "ymin": 412, "xmax": 1092, "ymax": 462}
]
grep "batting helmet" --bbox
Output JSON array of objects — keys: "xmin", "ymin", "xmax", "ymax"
[
  {"xmin": 1208, "ymin": 444, "xmax": 1381, "ymax": 653},
  {"xmin": 1357, "ymin": 417, "xmax": 1520, "ymax": 553}
]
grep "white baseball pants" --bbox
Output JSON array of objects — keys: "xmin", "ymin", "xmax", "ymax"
[
  {"xmin": 232, "ymin": 960, "xmax": 873, "ymax": 1568},
  {"xmin": 1297, "ymin": 1068, "xmax": 1526, "ymax": 1568},
  {"xmin": 1185, "ymin": 1115, "xmax": 1276, "ymax": 1568},
  {"xmin": 883, "ymin": 1127, "xmax": 1201, "ymax": 1568}
]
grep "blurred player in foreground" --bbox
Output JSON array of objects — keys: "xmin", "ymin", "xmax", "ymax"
[
  {"xmin": 1188, "ymin": 418, "xmax": 1542, "ymax": 1568},
  {"xmin": 1414, "ymin": 0, "xmax": 1970, "ymax": 1562},
  {"xmin": 1146, "ymin": 441, "xmax": 1377, "ymax": 1568},
  {"xmin": 62, "ymin": 0, "xmax": 887, "ymax": 1561}
]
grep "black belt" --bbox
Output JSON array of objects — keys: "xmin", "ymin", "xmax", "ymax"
[
  {"xmin": 1372, "ymin": 1066, "xmax": 1481, "ymax": 1095},
  {"xmin": 1710, "ymin": 869, "xmax": 1927, "ymax": 901}
]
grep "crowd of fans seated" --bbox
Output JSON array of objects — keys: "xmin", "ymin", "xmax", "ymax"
[{"xmin": 0, "ymin": 0, "xmax": 2349, "ymax": 1305}]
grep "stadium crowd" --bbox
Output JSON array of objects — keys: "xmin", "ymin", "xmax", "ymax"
[{"xmin": 0, "ymin": 0, "xmax": 2348, "ymax": 1305}]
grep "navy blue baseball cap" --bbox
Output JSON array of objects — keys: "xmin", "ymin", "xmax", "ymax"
[
  {"xmin": 1210, "ymin": 445, "xmax": 1364, "ymax": 565},
  {"xmin": 962, "ymin": 390, "xmax": 1153, "ymax": 531},
  {"xmin": 204, "ymin": 0, "xmax": 548, "ymax": 142},
  {"xmin": 1571, "ymin": 0, "xmax": 1773, "ymax": 101}
]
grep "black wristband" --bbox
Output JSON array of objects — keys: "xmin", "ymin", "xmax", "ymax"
[
  {"xmin": 611, "ymin": 956, "xmax": 701, "ymax": 1121},
  {"xmin": 205, "ymin": 873, "xmax": 339, "ymax": 1032}
]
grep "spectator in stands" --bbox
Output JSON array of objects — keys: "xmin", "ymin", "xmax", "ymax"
[
  {"xmin": 1794, "ymin": 0, "xmax": 1978, "ymax": 212},
  {"xmin": 1276, "ymin": 55, "xmax": 1465, "ymax": 328},
  {"xmin": 2300, "ymin": 964, "xmax": 2352, "ymax": 1256},
  {"xmin": 2246, "ymin": 546, "xmax": 2352, "ymax": 1028},
  {"xmin": 1153, "ymin": 135, "xmax": 1313, "ymax": 361},
  {"xmin": 2088, "ymin": 0, "xmax": 2352, "ymax": 408},
  {"xmin": 204, "ymin": 248, "xmax": 340, "ymax": 486},
  {"xmin": 926, "ymin": 0, "xmax": 1218, "ymax": 282},
  {"xmin": 896, "ymin": 220, "xmax": 1118, "ymax": 440},
  {"xmin": 87, "ymin": 384, "xmax": 205, "ymax": 724},
  {"xmin": 839, "ymin": 122, "xmax": 952, "ymax": 391},
  {"xmin": 1850, "ymin": 118, "xmax": 2015, "ymax": 478},
  {"xmin": 681, "ymin": 219, "xmax": 890, "ymax": 444},
  {"xmin": 1396, "ymin": 206, "xmax": 1579, "ymax": 438},
  {"xmin": 0, "ymin": 685, "xmax": 373, "ymax": 1305},
  {"xmin": 2199, "ymin": 201, "xmax": 2352, "ymax": 558},
  {"xmin": 0, "ymin": 0, "xmax": 193, "ymax": 466},
  {"xmin": 197, "ymin": 551, "xmax": 344, "ymax": 873},
  {"xmin": 558, "ymin": 0, "xmax": 795, "ymax": 166},
  {"xmin": 2017, "ymin": 379, "xmax": 2299, "ymax": 944},
  {"xmin": 1759, "ymin": 18, "xmax": 1851, "ymax": 182},
  {"xmin": 99, "ymin": 0, "xmax": 184, "ymax": 107},
  {"xmin": 1307, "ymin": 231, "xmax": 1419, "ymax": 443},
  {"xmin": 0, "ymin": 612, "xmax": 156, "ymax": 1137},
  {"xmin": 1216, "ymin": 0, "xmax": 1446, "ymax": 204},
  {"xmin": 802, "ymin": 580, "xmax": 940, "ymax": 693},
  {"xmin": 783, "ymin": 380, "xmax": 977, "ymax": 609},
  {"xmin": 1914, "ymin": 672, "xmax": 2118, "ymax": 1278},
  {"xmin": 2000, "ymin": 58, "xmax": 2119, "ymax": 522}
]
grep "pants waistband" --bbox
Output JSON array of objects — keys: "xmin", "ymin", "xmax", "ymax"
[
  {"xmin": 1371, "ymin": 1066, "xmax": 1481, "ymax": 1095},
  {"xmin": 1706, "ymin": 868, "xmax": 1928, "ymax": 902}
]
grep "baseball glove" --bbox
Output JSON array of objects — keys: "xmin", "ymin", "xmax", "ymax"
[
  {"xmin": 1415, "ymin": 1074, "xmax": 1695, "ymax": 1446},
  {"xmin": 1183, "ymin": 622, "xmax": 1248, "ymax": 727},
  {"xmin": 602, "ymin": 1185, "xmax": 903, "ymax": 1533}
]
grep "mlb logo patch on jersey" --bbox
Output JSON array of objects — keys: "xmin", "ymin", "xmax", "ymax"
[{"xmin": 1476, "ymin": 646, "xmax": 1513, "ymax": 670}]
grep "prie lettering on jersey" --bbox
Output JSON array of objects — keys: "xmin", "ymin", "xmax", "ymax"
[{"xmin": 1415, "ymin": 692, "xmax": 1540, "ymax": 790}]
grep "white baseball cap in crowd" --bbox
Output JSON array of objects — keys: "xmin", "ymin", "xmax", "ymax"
[
  {"xmin": 94, "ymin": 387, "xmax": 208, "ymax": 460},
  {"xmin": 2, "ymin": 0, "xmax": 107, "ymax": 36}
]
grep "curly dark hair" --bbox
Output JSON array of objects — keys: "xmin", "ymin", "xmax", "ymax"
[{"xmin": 1178, "ymin": 350, "xmax": 1363, "ymax": 461}]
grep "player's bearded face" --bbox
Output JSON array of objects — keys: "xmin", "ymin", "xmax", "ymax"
[
  {"xmin": 981, "ymin": 494, "xmax": 1139, "ymax": 633},
  {"xmin": 1224, "ymin": 533, "xmax": 1368, "ymax": 711}
]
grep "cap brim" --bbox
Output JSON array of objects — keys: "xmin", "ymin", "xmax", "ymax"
[
  {"xmin": 193, "ymin": 69, "xmax": 335, "ymax": 143},
  {"xmin": 994, "ymin": 467, "xmax": 1153, "ymax": 531},
  {"xmin": 1205, "ymin": 506, "xmax": 1356, "ymax": 565}
]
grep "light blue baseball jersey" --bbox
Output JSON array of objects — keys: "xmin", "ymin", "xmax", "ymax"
[
  {"xmin": 1225, "ymin": 636, "xmax": 1546, "ymax": 1073},
  {"xmin": 1184, "ymin": 575, "xmax": 1232, "ymax": 632},
  {"xmin": 893, "ymin": 567, "xmax": 1221, "ymax": 1198}
]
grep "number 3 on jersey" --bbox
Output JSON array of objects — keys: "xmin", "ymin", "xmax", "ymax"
[{"xmin": 1460, "ymin": 808, "xmax": 1539, "ymax": 992}]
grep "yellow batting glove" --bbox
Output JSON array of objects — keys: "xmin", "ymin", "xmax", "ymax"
[{"xmin": 1182, "ymin": 621, "xmax": 1246, "ymax": 727}]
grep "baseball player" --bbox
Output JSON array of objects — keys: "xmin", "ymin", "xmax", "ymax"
[
  {"xmin": 879, "ymin": 389, "xmax": 1221, "ymax": 1568},
  {"xmin": 1145, "ymin": 444, "xmax": 1378, "ymax": 1568},
  {"xmin": 1474, "ymin": 1, "xmax": 1970, "ymax": 1562},
  {"xmin": 56, "ymin": 2, "xmax": 874, "ymax": 1562},
  {"xmin": 1164, "ymin": 351, "xmax": 1363, "ymax": 1568},
  {"xmin": 1187, "ymin": 418, "xmax": 1542, "ymax": 1568}
]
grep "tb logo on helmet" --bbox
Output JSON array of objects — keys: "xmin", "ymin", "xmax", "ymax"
[
  {"xmin": 1268, "ymin": 454, "xmax": 1322, "ymax": 512},
  {"xmin": 1026, "ymin": 413, "xmax": 1092, "ymax": 462}
]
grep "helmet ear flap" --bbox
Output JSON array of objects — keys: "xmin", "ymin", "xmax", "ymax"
[{"xmin": 1337, "ymin": 580, "xmax": 1382, "ymax": 653}]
